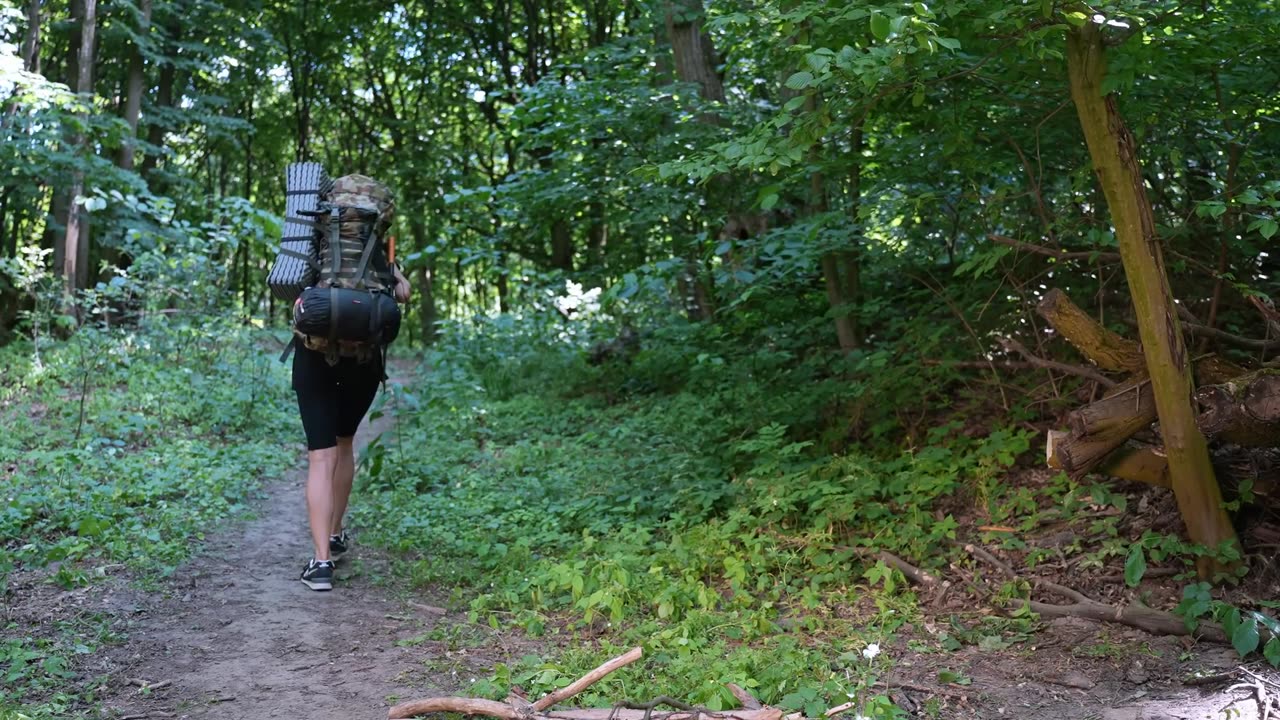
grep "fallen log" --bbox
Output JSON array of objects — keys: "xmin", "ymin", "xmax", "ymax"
[
  {"xmin": 1047, "ymin": 433, "xmax": 1170, "ymax": 487},
  {"xmin": 1036, "ymin": 289, "xmax": 1146, "ymax": 373},
  {"xmin": 1196, "ymin": 369, "xmax": 1280, "ymax": 447},
  {"xmin": 1049, "ymin": 432, "xmax": 1279, "ymax": 501}
]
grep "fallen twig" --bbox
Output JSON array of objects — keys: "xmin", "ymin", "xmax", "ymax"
[
  {"xmin": 963, "ymin": 543, "xmax": 1230, "ymax": 643},
  {"xmin": 391, "ymin": 647, "xmax": 647, "ymax": 720},
  {"xmin": 726, "ymin": 684, "xmax": 762, "ymax": 710},
  {"xmin": 532, "ymin": 647, "xmax": 645, "ymax": 712}
]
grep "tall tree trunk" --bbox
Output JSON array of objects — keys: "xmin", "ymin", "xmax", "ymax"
[
  {"xmin": 551, "ymin": 219, "xmax": 574, "ymax": 271},
  {"xmin": 118, "ymin": 0, "xmax": 151, "ymax": 171},
  {"xmin": 586, "ymin": 199, "xmax": 606, "ymax": 271},
  {"xmin": 409, "ymin": 215, "xmax": 438, "ymax": 344},
  {"xmin": 664, "ymin": 0, "xmax": 723, "ymax": 321},
  {"xmin": 806, "ymin": 82, "xmax": 857, "ymax": 353},
  {"xmin": 22, "ymin": 0, "xmax": 41, "ymax": 74},
  {"xmin": 0, "ymin": 191, "xmax": 9, "ymax": 258},
  {"xmin": 664, "ymin": 0, "xmax": 724, "ymax": 103},
  {"xmin": 1066, "ymin": 23, "xmax": 1237, "ymax": 579},
  {"xmin": 140, "ymin": 19, "xmax": 180, "ymax": 181},
  {"xmin": 841, "ymin": 124, "xmax": 864, "ymax": 347},
  {"xmin": 63, "ymin": 0, "xmax": 96, "ymax": 304}
]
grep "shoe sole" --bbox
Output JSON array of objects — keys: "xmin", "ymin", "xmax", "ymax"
[{"xmin": 301, "ymin": 577, "xmax": 333, "ymax": 591}]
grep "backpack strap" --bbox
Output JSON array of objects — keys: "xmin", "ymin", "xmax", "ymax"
[
  {"xmin": 328, "ymin": 286, "xmax": 340, "ymax": 348},
  {"xmin": 278, "ymin": 247, "xmax": 320, "ymax": 272},
  {"xmin": 279, "ymin": 335, "xmax": 298, "ymax": 363},
  {"xmin": 353, "ymin": 229, "xmax": 380, "ymax": 291},
  {"xmin": 327, "ymin": 207, "xmax": 342, "ymax": 280}
]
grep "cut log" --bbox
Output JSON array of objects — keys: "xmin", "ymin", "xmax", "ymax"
[
  {"xmin": 1049, "ymin": 433, "xmax": 1278, "ymax": 501},
  {"xmin": 1195, "ymin": 370, "xmax": 1280, "ymax": 447},
  {"xmin": 1037, "ymin": 288, "xmax": 1145, "ymax": 373},
  {"xmin": 1037, "ymin": 288, "xmax": 1247, "ymax": 383}
]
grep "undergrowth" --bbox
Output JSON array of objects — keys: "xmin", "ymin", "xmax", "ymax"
[
  {"xmin": 0, "ymin": 316, "xmax": 297, "ymax": 718},
  {"xmin": 354, "ymin": 310, "xmax": 1036, "ymax": 718}
]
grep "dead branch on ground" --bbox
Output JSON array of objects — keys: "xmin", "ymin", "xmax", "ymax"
[
  {"xmin": 961, "ymin": 544, "xmax": 1230, "ymax": 643},
  {"xmin": 388, "ymin": 648, "xmax": 802, "ymax": 720}
]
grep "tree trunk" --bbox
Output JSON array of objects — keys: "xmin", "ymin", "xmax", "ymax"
[
  {"xmin": 1066, "ymin": 23, "xmax": 1237, "ymax": 579},
  {"xmin": 664, "ymin": 0, "xmax": 724, "ymax": 104},
  {"xmin": 22, "ymin": 0, "xmax": 41, "ymax": 74},
  {"xmin": 551, "ymin": 218, "xmax": 574, "ymax": 271},
  {"xmin": 63, "ymin": 0, "xmax": 97, "ymax": 304},
  {"xmin": 586, "ymin": 199, "xmax": 606, "ymax": 271},
  {"xmin": 118, "ymin": 0, "xmax": 151, "ymax": 171},
  {"xmin": 140, "ymin": 19, "xmax": 180, "ymax": 180}
]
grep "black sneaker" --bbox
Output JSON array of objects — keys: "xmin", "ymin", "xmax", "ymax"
[
  {"xmin": 300, "ymin": 559, "xmax": 334, "ymax": 591},
  {"xmin": 329, "ymin": 530, "xmax": 350, "ymax": 561}
]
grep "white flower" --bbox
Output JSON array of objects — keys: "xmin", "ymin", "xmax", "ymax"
[{"xmin": 862, "ymin": 643, "xmax": 881, "ymax": 661}]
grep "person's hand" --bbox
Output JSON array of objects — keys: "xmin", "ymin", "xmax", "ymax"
[{"xmin": 392, "ymin": 264, "xmax": 412, "ymax": 303}]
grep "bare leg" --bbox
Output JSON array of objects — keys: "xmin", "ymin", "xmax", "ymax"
[
  {"xmin": 330, "ymin": 435, "xmax": 356, "ymax": 536},
  {"xmin": 306, "ymin": 447, "xmax": 339, "ymax": 561}
]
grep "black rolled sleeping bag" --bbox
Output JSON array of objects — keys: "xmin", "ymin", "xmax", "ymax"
[{"xmin": 293, "ymin": 286, "xmax": 401, "ymax": 344}]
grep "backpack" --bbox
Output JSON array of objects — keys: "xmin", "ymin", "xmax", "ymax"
[{"xmin": 278, "ymin": 172, "xmax": 402, "ymax": 364}]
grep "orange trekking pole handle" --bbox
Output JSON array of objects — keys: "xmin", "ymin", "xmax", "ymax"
[{"xmin": 387, "ymin": 235, "xmax": 396, "ymax": 265}]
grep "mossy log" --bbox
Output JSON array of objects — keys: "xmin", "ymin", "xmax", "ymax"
[{"xmin": 1036, "ymin": 288, "xmax": 1145, "ymax": 373}]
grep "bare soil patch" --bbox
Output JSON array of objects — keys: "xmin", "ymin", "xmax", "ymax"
[{"xmin": 83, "ymin": 385, "xmax": 478, "ymax": 719}]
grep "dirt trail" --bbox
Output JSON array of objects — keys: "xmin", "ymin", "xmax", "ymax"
[{"xmin": 101, "ymin": 379, "xmax": 449, "ymax": 720}]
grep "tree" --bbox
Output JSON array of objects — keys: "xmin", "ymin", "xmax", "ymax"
[
  {"xmin": 62, "ymin": 0, "xmax": 97, "ymax": 302},
  {"xmin": 1065, "ymin": 20, "xmax": 1238, "ymax": 579}
]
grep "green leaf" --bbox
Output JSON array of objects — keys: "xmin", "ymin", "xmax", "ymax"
[
  {"xmin": 1232, "ymin": 614, "xmax": 1261, "ymax": 657},
  {"xmin": 936, "ymin": 37, "xmax": 962, "ymax": 50},
  {"xmin": 1265, "ymin": 637, "xmax": 1280, "ymax": 667},
  {"xmin": 1260, "ymin": 219, "xmax": 1277, "ymax": 240},
  {"xmin": 913, "ymin": 2, "xmax": 931, "ymax": 17},
  {"xmin": 805, "ymin": 53, "xmax": 830, "ymax": 73},
  {"xmin": 785, "ymin": 71, "xmax": 815, "ymax": 90},
  {"xmin": 1123, "ymin": 545, "xmax": 1146, "ymax": 587},
  {"xmin": 870, "ymin": 13, "xmax": 892, "ymax": 41}
]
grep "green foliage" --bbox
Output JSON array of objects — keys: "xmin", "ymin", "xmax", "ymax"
[
  {"xmin": 1174, "ymin": 583, "xmax": 1280, "ymax": 668},
  {"xmin": 354, "ymin": 313, "xmax": 1039, "ymax": 714},
  {"xmin": 0, "ymin": 314, "xmax": 297, "ymax": 713}
]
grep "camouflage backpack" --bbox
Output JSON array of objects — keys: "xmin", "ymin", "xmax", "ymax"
[{"xmin": 289, "ymin": 174, "xmax": 402, "ymax": 363}]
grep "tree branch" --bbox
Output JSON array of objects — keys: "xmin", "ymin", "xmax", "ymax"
[
  {"xmin": 989, "ymin": 235, "xmax": 1121, "ymax": 263},
  {"xmin": 997, "ymin": 336, "xmax": 1119, "ymax": 389}
]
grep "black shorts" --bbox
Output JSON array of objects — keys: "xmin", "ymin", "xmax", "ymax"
[{"xmin": 292, "ymin": 346, "xmax": 383, "ymax": 450}]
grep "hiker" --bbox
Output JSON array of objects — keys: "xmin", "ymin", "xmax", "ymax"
[{"xmin": 289, "ymin": 174, "xmax": 410, "ymax": 591}]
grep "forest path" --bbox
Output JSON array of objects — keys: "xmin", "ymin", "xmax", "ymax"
[{"xmin": 101, "ymin": 366, "xmax": 447, "ymax": 720}]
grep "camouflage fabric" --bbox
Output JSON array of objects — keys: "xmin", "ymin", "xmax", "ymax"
[
  {"xmin": 313, "ymin": 174, "xmax": 396, "ymax": 292},
  {"xmin": 299, "ymin": 173, "xmax": 398, "ymax": 363},
  {"xmin": 328, "ymin": 174, "xmax": 395, "ymax": 226}
]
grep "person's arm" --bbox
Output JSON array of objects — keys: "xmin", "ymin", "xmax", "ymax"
[{"xmin": 392, "ymin": 264, "xmax": 412, "ymax": 304}]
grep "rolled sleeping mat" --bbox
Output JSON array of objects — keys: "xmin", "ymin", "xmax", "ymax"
[
  {"xmin": 292, "ymin": 287, "xmax": 401, "ymax": 345},
  {"xmin": 267, "ymin": 162, "xmax": 328, "ymax": 302}
]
